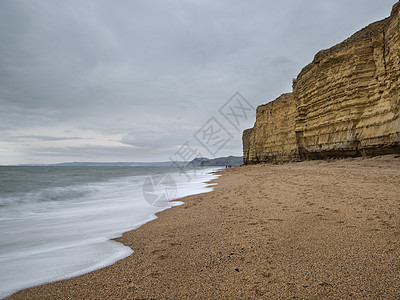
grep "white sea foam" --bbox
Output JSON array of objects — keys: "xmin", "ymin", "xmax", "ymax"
[{"xmin": 0, "ymin": 167, "xmax": 220, "ymax": 298}]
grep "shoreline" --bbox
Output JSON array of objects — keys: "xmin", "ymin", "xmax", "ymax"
[
  {"xmin": 8, "ymin": 156, "xmax": 400, "ymax": 299},
  {"xmin": 0, "ymin": 167, "xmax": 220, "ymax": 299}
]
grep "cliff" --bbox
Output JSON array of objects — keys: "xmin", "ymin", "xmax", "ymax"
[
  {"xmin": 243, "ymin": 1, "xmax": 400, "ymax": 164},
  {"xmin": 243, "ymin": 93, "xmax": 298, "ymax": 163}
]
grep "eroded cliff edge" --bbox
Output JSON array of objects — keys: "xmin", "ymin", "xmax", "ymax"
[{"xmin": 243, "ymin": 2, "xmax": 400, "ymax": 164}]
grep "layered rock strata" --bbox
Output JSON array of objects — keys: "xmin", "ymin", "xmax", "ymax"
[{"xmin": 243, "ymin": 2, "xmax": 400, "ymax": 164}]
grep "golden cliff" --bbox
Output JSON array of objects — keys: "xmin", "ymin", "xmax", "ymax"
[{"xmin": 243, "ymin": 2, "xmax": 400, "ymax": 164}]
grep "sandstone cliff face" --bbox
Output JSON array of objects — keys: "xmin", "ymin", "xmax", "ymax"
[
  {"xmin": 243, "ymin": 93, "xmax": 298, "ymax": 163},
  {"xmin": 243, "ymin": 2, "xmax": 400, "ymax": 164}
]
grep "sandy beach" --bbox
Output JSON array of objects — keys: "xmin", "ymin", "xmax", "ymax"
[{"xmin": 8, "ymin": 155, "xmax": 400, "ymax": 299}]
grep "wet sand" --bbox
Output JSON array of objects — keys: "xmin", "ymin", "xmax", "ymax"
[{"xmin": 8, "ymin": 155, "xmax": 400, "ymax": 299}]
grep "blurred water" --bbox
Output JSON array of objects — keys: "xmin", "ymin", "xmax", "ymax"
[{"xmin": 0, "ymin": 166, "xmax": 220, "ymax": 298}]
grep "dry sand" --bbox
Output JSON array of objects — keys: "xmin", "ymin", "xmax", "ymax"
[{"xmin": 8, "ymin": 155, "xmax": 400, "ymax": 299}]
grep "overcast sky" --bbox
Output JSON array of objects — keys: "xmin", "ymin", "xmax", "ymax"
[{"xmin": 0, "ymin": 0, "xmax": 396, "ymax": 164}]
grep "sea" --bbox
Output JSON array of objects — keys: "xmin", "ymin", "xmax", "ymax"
[{"xmin": 0, "ymin": 166, "xmax": 220, "ymax": 298}]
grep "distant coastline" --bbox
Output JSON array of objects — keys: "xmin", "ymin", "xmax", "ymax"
[{"xmin": 8, "ymin": 156, "xmax": 243, "ymax": 167}]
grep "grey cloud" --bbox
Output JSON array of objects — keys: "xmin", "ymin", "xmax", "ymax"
[{"xmin": 16, "ymin": 136, "xmax": 87, "ymax": 141}]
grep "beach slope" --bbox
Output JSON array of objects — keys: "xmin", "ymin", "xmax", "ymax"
[{"xmin": 9, "ymin": 155, "xmax": 400, "ymax": 299}]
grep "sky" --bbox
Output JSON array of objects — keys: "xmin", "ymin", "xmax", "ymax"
[{"xmin": 0, "ymin": 0, "xmax": 396, "ymax": 164}]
